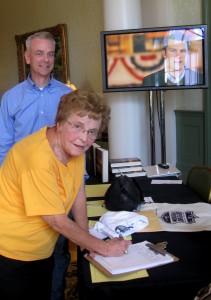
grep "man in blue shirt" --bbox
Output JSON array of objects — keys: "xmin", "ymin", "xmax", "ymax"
[
  {"xmin": 0, "ymin": 32, "xmax": 72, "ymax": 165},
  {"xmin": 0, "ymin": 31, "xmax": 73, "ymax": 300}
]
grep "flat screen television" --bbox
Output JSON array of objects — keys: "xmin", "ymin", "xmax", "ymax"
[{"xmin": 100, "ymin": 24, "xmax": 208, "ymax": 92}]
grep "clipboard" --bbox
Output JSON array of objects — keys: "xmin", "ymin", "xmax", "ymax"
[{"xmin": 85, "ymin": 241, "xmax": 179, "ymax": 277}]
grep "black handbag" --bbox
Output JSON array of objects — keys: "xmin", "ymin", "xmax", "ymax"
[{"xmin": 104, "ymin": 175, "xmax": 144, "ymax": 211}]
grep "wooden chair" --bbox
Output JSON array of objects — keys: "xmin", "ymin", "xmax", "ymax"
[{"xmin": 186, "ymin": 165, "xmax": 211, "ymax": 203}]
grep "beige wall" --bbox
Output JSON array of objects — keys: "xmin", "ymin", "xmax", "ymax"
[
  {"xmin": 0, "ymin": 0, "xmax": 104, "ymax": 97},
  {"xmin": 0, "ymin": 0, "xmax": 202, "ymax": 95},
  {"xmin": 0, "ymin": 0, "xmax": 202, "ymax": 100},
  {"xmin": 0, "ymin": 0, "xmax": 203, "ymax": 165}
]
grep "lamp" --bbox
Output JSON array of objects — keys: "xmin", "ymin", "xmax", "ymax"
[{"xmin": 66, "ymin": 79, "xmax": 77, "ymax": 90}]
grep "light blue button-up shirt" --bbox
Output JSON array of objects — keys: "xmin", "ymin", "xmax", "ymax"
[{"xmin": 0, "ymin": 75, "xmax": 72, "ymax": 165}]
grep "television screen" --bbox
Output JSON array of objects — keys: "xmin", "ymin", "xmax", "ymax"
[{"xmin": 100, "ymin": 24, "xmax": 208, "ymax": 92}]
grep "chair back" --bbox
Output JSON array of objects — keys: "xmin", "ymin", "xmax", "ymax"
[{"xmin": 186, "ymin": 165, "xmax": 211, "ymax": 203}]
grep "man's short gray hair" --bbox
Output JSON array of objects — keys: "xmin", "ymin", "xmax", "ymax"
[{"xmin": 25, "ymin": 31, "xmax": 56, "ymax": 50}]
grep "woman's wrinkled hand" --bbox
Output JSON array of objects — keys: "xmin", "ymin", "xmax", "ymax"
[{"xmin": 104, "ymin": 237, "xmax": 131, "ymax": 257}]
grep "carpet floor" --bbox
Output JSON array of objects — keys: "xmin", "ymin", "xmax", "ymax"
[{"xmin": 64, "ymin": 261, "xmax": 79, "ymax": 300}]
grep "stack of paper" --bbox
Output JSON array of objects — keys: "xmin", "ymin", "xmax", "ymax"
[
  {"xmin": 110, "ymin": 157, "xmax": 146, "ymax": 177},
  {"xmin": 86, "ymin": 240, "xmax": 178, "ymax": 276}
]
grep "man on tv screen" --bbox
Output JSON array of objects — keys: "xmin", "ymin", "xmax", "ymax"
[{"xmin": 142, "ymin": 30, "xmax": 203, "ymax": 87}]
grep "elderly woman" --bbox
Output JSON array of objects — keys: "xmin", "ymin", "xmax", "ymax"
[{"xmin": 0, "ymin": 90, "xmax": 131, "ymax": 300}]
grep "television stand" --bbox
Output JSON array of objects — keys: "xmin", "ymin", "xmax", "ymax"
[
  {"xmin": 149, "ymin": 90, "xmax": 169, "ymax": 168},
  {"xmin": 158, "ymin": 163, "xmax": 169, "ymax": 169}
]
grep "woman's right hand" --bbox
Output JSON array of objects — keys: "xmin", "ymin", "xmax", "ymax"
[{"xmin": 104, "ymin": 237, "xmax": 132, "ymax": 257}]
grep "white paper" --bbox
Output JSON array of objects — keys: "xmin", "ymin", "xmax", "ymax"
[
  {"xmin": 136, "ymin": 197, "xmax": 158, "ymax": 211},
  {"xmin": 93, "ymin": 240, "xmax": 174, "ymax": 275},
  {"xmin": 151, "ymin": 180, "xmax": 182, "ymax": 184}
]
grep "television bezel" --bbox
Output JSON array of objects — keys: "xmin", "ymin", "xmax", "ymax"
[{"xmin": 100, "ymin": 24, "xmax": 208, "ymax": 92}]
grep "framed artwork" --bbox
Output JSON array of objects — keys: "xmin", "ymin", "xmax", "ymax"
[{"xmin": 15, "ymin": 24, "xmax": 70, "ymax": 83}]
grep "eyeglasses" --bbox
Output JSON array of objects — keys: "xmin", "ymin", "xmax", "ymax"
[{"xmin": 66, "ymin": 121, "xmax": 98, "ymax": 140}]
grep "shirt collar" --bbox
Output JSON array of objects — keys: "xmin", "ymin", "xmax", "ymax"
[
  {"xmin": 27, "ymin": 73, "xmax": 53, "ymax": 89},
  {"xmin": 167, "ymin": 69, "xmax": 185, "ymax": 84}
]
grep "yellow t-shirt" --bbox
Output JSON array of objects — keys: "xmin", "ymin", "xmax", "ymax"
[{"xmin": 0, "ymin": 126, "xmax": 84, "ymax": 261}]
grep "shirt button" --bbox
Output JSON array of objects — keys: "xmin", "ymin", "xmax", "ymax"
[{"xmin": 40, "ymin": 111, "xmax": 44, "ymax": 114}]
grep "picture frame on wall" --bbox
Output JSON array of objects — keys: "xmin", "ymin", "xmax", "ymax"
[{"xmin": 15, "ymin": 23, "xmax": 70, "ymax": 83}]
